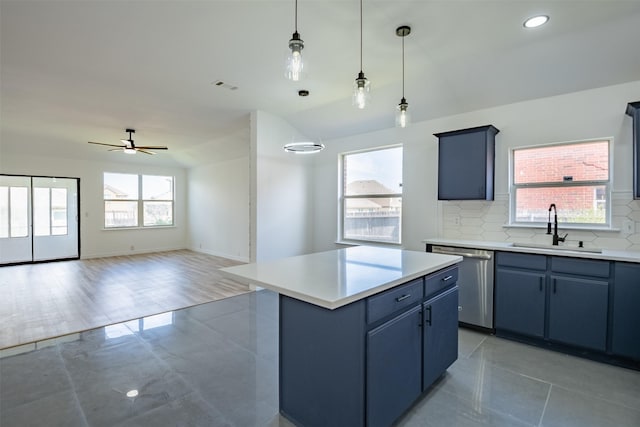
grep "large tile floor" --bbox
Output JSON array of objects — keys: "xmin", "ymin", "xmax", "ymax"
[{"xmin": 1, "ymin": 290, "xmax": 639, "ymax": 427}]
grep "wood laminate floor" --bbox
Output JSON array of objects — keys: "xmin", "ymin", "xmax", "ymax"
[{"xmin": 0, "ymin": 250, "xmax": 251, "ymax": 350}]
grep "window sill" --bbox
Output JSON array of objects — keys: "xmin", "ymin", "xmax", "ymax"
[
  {"xmin": 102, "ymin": 225, "xmax": 177, "ymax": 231},
  {"xmin": 503, "ymin": 223, "xmax": 620, "ymax": 233}
]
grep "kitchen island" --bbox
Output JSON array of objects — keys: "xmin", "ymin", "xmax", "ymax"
[{"xmin": 220, "ymin": 246, "xmax": 462, "ymax": 427}]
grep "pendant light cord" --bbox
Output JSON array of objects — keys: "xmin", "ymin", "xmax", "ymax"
[
  {"xmin": 359, "ymin": 0, "xmax": 363, "ymax": 72},
  {"xmin": 294, "ymin": 0, "xmax": 298, "ymax": 32},
  {"xmin": 402, "ymin": 34, "xmax": 405, "ymax": 97}
]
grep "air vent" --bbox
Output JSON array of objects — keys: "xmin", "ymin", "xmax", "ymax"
[{"xmin": 212, "ymin": 80, "xmax": 238, "ymax": 91}]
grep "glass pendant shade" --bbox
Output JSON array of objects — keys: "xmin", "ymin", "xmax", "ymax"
[
  {"xmin": 353, "ymin": 71, "xmax": 370, "ymax": 109},
  {"xmin": 286, "ymin": 32, "xmax": 304, "ymax": 81},
  {"xmin": 396, "ymin": 98, "xmax": 410, "ymax": 128}
]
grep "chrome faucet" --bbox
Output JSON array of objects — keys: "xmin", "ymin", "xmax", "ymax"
[{"xmin": 547, "ymin": 203, "xmax": 568, "ymax": 245}]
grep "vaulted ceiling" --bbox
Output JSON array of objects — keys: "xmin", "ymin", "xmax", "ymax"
[{"xmin": 2, "ymin": 1, "xmax": 640, "ymax": 167}]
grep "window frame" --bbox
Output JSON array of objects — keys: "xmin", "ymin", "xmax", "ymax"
[
  {"xmin": 339, "ymin": 144, "xmax": 403, "ymax": 245},
  {"xmin": 103, "ymin": 173, "xmax": 175, "ymax": 229},
  {"xmin": 509, "ymin": 138, "xmax": 612, "ymax": 229}
]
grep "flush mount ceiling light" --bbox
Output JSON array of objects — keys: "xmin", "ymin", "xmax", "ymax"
[
  {"xmin": 352, "ymin": 0, "xmax": 370, "ymax": 109},
  {"xmin": 523, "ymin": 15, "xmax": 549, "ymax": 28},
  {"xmin": 286, "ymin": 0, "xmax": 304, "ymax": 81},
  {"xmin": 395, "ymin": 25, "xmax": 411, "ymax": 128},
  {"xmin": 283, "ymin": 141, "xmax": 325, "ymax": 154}
]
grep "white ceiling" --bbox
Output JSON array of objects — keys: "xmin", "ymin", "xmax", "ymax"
[{"xmin": 2, "ymin": 0, "xmax": 640, "ymax": 167}]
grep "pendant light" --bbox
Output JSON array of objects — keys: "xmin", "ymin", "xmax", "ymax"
[
  {"xmin": 352, "ymin": 0, "xmax": 370, "ymax": 109},
  {"xmin": 286, "ymin": 0, "xmax": 304, "ymax": 81},
  {"xmin": 395, "ymin": 25, "xmax": 411, "ymax": 128}
]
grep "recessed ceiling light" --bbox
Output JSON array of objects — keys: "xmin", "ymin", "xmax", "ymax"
[
  {"xmin": 283, "ymin": 142, "xmax": 325, "ymax": 154},
  {"xmin": 523, "ymin": 15, "xmax": 549, "ymax": 28}
]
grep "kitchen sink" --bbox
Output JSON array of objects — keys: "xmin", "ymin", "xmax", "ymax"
[{"xmin": 510, "ymin": 242, "xmax": 603, "ymax": 254}]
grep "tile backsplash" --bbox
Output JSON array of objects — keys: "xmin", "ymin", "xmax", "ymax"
[{"xmin": 440, "ymin": 192, "xmax": 640, "ymax": 252}]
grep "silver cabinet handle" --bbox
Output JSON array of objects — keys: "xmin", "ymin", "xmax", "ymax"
[
  {"xmin": 442, "ymin": 275, "xmax": 454, "ymax": 282},
  {"xmin": 425, "ymin": 306, "xmax": 432, "ymax": 326},
  {"xmin": 395, "ymin": 294, "xmax": 411, "ymax": 302}
]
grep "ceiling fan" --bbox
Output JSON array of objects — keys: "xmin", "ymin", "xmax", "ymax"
[{"xmin": 88, "ymin": 129, "xmax": 168, "ymax": 155}]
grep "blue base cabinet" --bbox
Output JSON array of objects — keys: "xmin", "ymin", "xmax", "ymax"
[
  {"xmin": 612, "ymin": 262, "xmax": 640, "ymax": 360},
  {"xmin": 367, "ymin": 305, "xmax": 422, "ymax": 427},
  {"xmin": 548, "ymin": 275, "xmax": 608, "ymax": 351},
  {"xmin": 280, "ymin": 266, "xmax": 459, "ymax": 427},
  {"xmin": 495, "ymin": 253, "xmax": 546, "ymax": 338},
  {"xmin": 495, "ymin": 253, "xmax": 611, "ymax": 353},
  {"xmin": 423, "ymin": 286, "xmax": 459, "ymax": 390}
]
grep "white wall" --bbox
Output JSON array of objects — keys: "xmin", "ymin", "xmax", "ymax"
[
  {"xmin": 188, "ymin": 156, "xmax": 250, "ymax": 262},
  {"xmin": 312, "ymin": 80, "xmax": 640, "ymax": 252},
  {"xmin": 0, "ymin": 152, "xmax": 188, "ymax": 258},
  {"xmin": 251, "ymin": 111, "xmax": 314, "ymax": 261}
]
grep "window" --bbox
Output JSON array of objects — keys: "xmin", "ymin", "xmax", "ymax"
[
  {"xmin": 34, "ymin": 187, "xmax": 68, "ymax": 236},
  {"xmin": 0, "ymin": 186, "xmax": 29, "ymax": 238},
  {"xmin": 103, "ymin": 173, "xmax": 174, "ymax": 228},
  {"xmin": 511, "ymin": 139, "xmax": 610, "ymax": 226},
  {"xmin": 341, "ymin": 146, "xmax": 403, "ymax": 244}
]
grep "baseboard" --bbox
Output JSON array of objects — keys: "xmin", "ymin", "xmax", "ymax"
[
  {"xmin": 80, "ymin": 246, "xmax": 187, "ymax": 259},
  {"xmin": 189, "ymin": 247, "xmax": 250, "ymax": 263}
]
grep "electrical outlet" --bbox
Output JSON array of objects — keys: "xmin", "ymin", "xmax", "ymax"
[
  {"xmin": 623, "ymin": 220, "xmax": 633, "ymax": 233},
  {"xmin": 453, "ymin": 215, "xmax": 461, "ymax": 226},
  {"xmin": 130, "ymin": 245, "xmax": 135, "ymax": 251}
]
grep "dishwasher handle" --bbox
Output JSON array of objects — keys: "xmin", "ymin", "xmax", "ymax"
[{"xmin": 431, "ymin": 248, "xmax": 492, "ymax": 260}]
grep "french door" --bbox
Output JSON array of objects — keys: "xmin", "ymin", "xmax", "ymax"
[{"xmin": 0, "ymin": 175, "xmax": 79, "ymax": 265}]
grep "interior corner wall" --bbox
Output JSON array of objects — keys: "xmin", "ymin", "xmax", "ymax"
[
  {"xmin": 0, "ymin": 151, "xmax": 188, "ymax": 258},
  {"xmin": 187, "ymin": 156, "xmax": 250, "ymax": 262},
  {"xmin": 250, "ymin": 111, "xmax": 314, "ymax": 262},
  {"xmin": 312, "ymin": 80, "xmax": 640, "ymax": 253}
]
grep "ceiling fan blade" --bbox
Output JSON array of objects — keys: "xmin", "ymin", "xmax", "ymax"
[
  {"xmin": 136, "ymin": 149, "xmax": 155, "ymax": 155},
  {"xmin": 88, "ymin": 141, "xmax": 125, "ymax": 148},
  {"xmin": 136, "ymin": 146, "xmax": 168, "ymax": 150},
  {"xmin": 107, "ymin": 148, "xmax": 124, "ymax": 152}
]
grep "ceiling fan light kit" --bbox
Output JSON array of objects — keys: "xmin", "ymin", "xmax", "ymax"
[{"xmin": 88, "ymin": 128, "xmax": 168, "ymax": 155}]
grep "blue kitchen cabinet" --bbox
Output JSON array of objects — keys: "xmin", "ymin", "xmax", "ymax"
[
  {"xmin": 548, "ymin": 275, "xmax": 608, "ymax": 351},
  {"xmin": 612, "ymin": 262, "xmax": 640, "ymax": 360},
  {"xmin": 423, "ymin": 286, "xmax": 459, "ymax": 390},
  {"xmin": 626, "ymin": 101, "xmax": 640, "ymax": 199},
  {"xmin": 495, "ymin": 253, "xmax": 611, "ymax": 353},
  {"xmin": 495, "ymin": 268, "xmax": 546, "ymax": 338},
  {"xmin": 548, "ymin": 257, "xmax": 609, "ymax": 351},
  {"xmin": 495, "ymin": 252, "xmax": 547, "ymax": 338},
  {"xmin": 367, "ymin": 305, "xmax": 422, "ymax": 427},
  {"xmin": 435, "ymin": 125, "xmax": 499, "ymax": 200},
  {"xmin": 279, "ymin": 266, "xmax": 459, "ymax": 426}
]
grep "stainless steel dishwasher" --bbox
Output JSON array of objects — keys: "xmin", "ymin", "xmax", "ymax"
[{"xmin": 429, "ymin": 245, "xmax": 494, "ymax": 330}]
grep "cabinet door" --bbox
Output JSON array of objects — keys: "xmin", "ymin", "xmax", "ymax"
[
  {"xmin": 436, "ymin": 125, "xmax": 498, "ymax": 200},
  {"xmin": 548, "ymin": 276, "xmax": 608, "ymax": 351},
  {"xmin": 612, "ymin": 263, "xmax": 640, "ymax": 360},
  {"xmin": 423, "ymin": 287, "xmax": 459, "ymax": 391},
  {"xmin": 495, "ymin": 268, "xmax": 546, "ymax": 338},
  {"xmin": 366, "ymin": 305, "xmax": 422, "ymax": 427}
]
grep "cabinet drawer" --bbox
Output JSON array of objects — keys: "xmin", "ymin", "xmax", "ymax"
[
  {"xmin": 425, "ymin": 266, "xmax": 458, "ymax": 298},
  {"xmin": 367, "ymin": 278, "xmax": 424, "ymax": 324},
  {"xmin": 497, "ymin": 252, "xmax": 546, "ymax": 270},
  {"xmin": 551, "ymin": 257, "xmax": 610, "ymax": 278}
]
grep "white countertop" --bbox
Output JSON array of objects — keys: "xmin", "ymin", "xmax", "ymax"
[
  {"xmin": 220, "ymin": 246, "xmax": 462, "ymax": 309},
  {"xmin": 423, "ymin": 238, "xmax": 640, "ymax": 263}
]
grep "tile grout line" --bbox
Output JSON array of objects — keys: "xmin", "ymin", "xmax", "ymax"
[
  {"xmin": 464, "ymin": 333, "xmax": 488, "ymax": 359},
  {"xmin": 55, "ymin": 343, "xmax": 91, "ymax": 427},
  {"xmin": 538, "ymin": 383, "xmax": 552, "ymax": 427}
]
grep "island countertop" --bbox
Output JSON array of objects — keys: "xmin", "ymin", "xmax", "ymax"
[{"xmin": 220, "ymin": 246, "xmax": 462, "ymax": 309}]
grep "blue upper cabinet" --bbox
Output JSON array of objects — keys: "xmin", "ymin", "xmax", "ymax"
[
  {"xmin": 626, "ymin": 102, "xmax": 640, "ymax": 199},
  {"xmin": 435, "ymin": 125, "xmax": 499, "ymax": 200}
]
